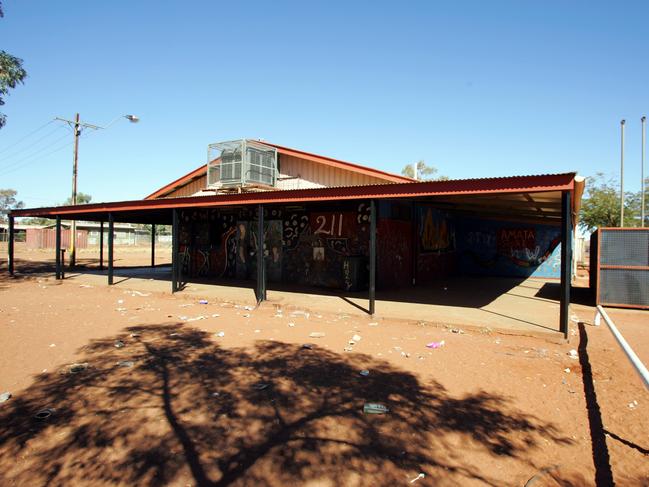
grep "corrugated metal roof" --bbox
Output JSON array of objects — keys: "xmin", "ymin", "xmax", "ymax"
[{"xmin": 12, "ymin": 172, "xmax": 577, "ymax": 220}]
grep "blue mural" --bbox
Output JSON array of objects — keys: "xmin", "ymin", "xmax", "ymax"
[{"xmin": 456, "ymin": 217, "xmax": 561, "ymax": 278}]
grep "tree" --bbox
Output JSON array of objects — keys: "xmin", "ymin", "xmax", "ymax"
[
  {"xmin": 0, "ymin": 3, "xmax": 27, "ymax": 129},
  {"xmin": 133, "ymin": 223, "xmax": 171, "ymax": 238},
  {"xmin": 64, "ymin": 192, "xmax": 92, "ymax": 205},
  {"xmin": 25, "ymin": 217, "xmax": 55, "ymax": 226},
  {"xmin": 579, "ymin": 173, "xmax": 641, "ymax": 231},
  {"xmin": 401, "ymin": 160, "xmax": 448, "ymax": 181},
  {"xmin": 0, "ymin": 188, "xmax": 23, "ymax": 222}
]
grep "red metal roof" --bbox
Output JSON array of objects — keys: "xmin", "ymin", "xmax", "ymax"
[
  {"xmin": 145, "ymin": 164, "xmax": 207, "ymax": 200},
  {"xmin": 144, "ymin": 140, "xmax": 414, "ymax": 200},
  {"xmin": 12, "ymin": 172, "xmax": 577, "ymax": 220}
]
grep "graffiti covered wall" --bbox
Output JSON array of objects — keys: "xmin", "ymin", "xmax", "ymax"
[
  {"xmin": 456, "ymin": 217, "xmax": 561, "ymax": 278},
  {"xmin": 179, "ymin": 203, "xmax": 373, "ymax": 290},
  {"xmin": 176, "ymin": 204, "xmax": 562, "ymax": 290}
]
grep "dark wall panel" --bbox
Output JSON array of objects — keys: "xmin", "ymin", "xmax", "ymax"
[{"xmin": 593, "ymin": 229, "xmax": 649, "ymax": 308}]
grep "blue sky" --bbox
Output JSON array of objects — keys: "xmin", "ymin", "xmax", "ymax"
[{"xmin": 1, "ymin": 1, "xmax": 648, "ymax": 208}]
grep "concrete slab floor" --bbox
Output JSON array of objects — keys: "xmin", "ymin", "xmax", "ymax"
[{"xmin": 61, "ymin": 266, "xmax": 571, "ymax": 335}]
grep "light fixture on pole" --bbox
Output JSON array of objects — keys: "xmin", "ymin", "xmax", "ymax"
[{"xmin": 54, "ymin": 114, "xmax": 140, "ymax": 267}]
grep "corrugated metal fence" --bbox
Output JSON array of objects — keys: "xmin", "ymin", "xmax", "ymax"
[{"xmin": 26, "ymin": 228, "xmax": 88, "ymax": 249}]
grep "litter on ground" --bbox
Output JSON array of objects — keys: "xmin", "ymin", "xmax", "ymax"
[
  {"xmin": 363, "ymin": 403, "xmax": 389, "ymax": 414},
  {"xmin": 410, "ymin": 473, "xmax": 425, "ymax": 484}
]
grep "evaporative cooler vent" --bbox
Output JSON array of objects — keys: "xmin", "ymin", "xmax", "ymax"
[
  {"xmin": 590, "ymin": 228, "xmax": 649, "ymax": 309},
  {"xmin": 207, "ymin": 139, "xmax": 278, "ymax": 188}
]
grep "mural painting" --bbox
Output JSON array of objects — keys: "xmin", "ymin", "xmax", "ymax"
[
  {"xmin": 419, "ymin": 206, "xmax": 455, "ymax": 253},
  {"xmin": 416, "ymin": 206, "xmax": 457, "ymax": 284},
  {"xmin": 178, "ymin": 209, "xmax": 240, "ymax": 280},
  {"xmin": 179, "ymin": 202, "xmax": 372, "ymax": 290},
  {"xmin": 457, "ymin": 217, "xmax": 561, "ymax": 278}
]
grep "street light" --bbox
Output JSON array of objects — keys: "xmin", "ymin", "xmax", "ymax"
[{"xmin": 55, "ymin": 113, "xmax": 140, "ymax": 267}]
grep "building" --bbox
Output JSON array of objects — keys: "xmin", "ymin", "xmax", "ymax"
[
  {"xmin": 0, "ymin": 223, "xmax": 44, "ymax": 242},
  {"xmin": 7, "ymin": 138, "xmax": 585, "ymax": 336},
  {"xmin": 22, "ymin": 222, "xmax": 157, "ymax": 249}
]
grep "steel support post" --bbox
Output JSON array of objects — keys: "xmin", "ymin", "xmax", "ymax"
[
  {"xmin": 108, "ymin": 213, "xmax": 114, "ymax": 285},
  {"xmin": 151, "ymin": 223, "xmax": 156, "ymax": 267},
  {"xmin": 8, "ymin": 215, "xmax": 15, "ymax": 276},
  {"xmin": 99, "ymin": 221, "xmax": 104, "ymax": 270},
  {"xmin": 172, "ymin": 209, "xmax": 179, "ymax": 293},
  {"xmin": 560, "ymin": 191, "xmax": 572, "ymax": 339},
  {"xmin": 411, "ymin": 201, "xmax": 417, "ymax": 286},
  {"xmin": 55, "ymin": 216, "xmax": 62, "ymax": 279},
  {"xmin": 256, "ymin": 204, "xmax": 266, "ymax": 303},
  {"xmin": 369, "ymin": 199, "xmax": 376, "ymax": 315}
]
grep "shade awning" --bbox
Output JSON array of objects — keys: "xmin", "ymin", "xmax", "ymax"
[{"xmin": 10, "ymin": 172, "xmax": 581, "ymax": 225}]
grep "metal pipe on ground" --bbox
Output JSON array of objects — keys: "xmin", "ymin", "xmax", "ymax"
[{"xmin": 595, "ymin": 305, "xmax": 649, "ymax": 390}]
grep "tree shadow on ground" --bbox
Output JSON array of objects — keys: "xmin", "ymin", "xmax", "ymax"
[
  {"xmin": 0, "ymin": 257, "xmax": 134, "ymax": 284},
  {"xmin": 0, "ymin": 323, "xmax": 573, "ymax": 486},
  {"xmin": 0, "ymin": 259, "xmax": 56, "ymax": 285}
]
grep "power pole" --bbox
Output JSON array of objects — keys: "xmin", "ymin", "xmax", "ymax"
[
  {"xmin": 642, "ymin": 116, "xmax": 646, "ymax": 228},
  {"xmin": 620, "ymin": 119, "xmax": 625, "ymax": 227},
  {"xmin": 54, "ymin": 113, "xmax": 139, "ymax": 267},
  {"xmin": 70, "ymin": 113, "xmax": 80, "ymax": 267}
]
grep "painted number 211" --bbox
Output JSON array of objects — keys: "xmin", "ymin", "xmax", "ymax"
[{"xmin": 315, "ymin": 214, "xmax": 343, "ymax": 236}]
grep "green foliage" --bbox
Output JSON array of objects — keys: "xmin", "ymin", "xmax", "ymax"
[
  {"xmin": 401, "ymin": 160, "xmax": 447, "ymax": 181},
  {"xmin": 134, "ymin": 223, "xmax": 172, "ymax": 235},
  {"xmin": 25, "ymin": 217, "xmax": 55, "ymax": 226},
  {"xmin": 0, "ymin": 4, "xmax": 27, "ymax": 129},
  {"xmin": 579, "ymin": 173, "xmax": 644, "ymax": 230},
  {"xmin": 63, "ymin": 192, "xmax": 92, "ymax": 205},
  {"xmin": 0, "ymin": 188, "xmax": 23, "ymax": 222}
]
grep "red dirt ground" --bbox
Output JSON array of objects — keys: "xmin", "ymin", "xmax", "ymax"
[{"xmin": 0, "ymin": 250, "xmax": 648, "ymax": 486}]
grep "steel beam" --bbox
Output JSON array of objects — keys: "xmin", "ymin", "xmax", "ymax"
[
  {"xmin": 559, "ymin": 191, "xmax": 572, "ymax": 338},
  {"xmin": 369, "ymin": 199, "xmax": 376, "ymax": 315},
  {"xmin": 108, "ymin": 213, "xmax": 114, "ymax": 285}
]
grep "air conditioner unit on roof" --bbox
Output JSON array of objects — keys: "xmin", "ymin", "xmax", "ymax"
[{"xmin": 207, "ymin": 139, "xmax": 278, "ymax": 188}]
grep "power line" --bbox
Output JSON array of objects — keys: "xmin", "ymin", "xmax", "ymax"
[
  {"xmin": 0, "ymin": 124, "xmax": 67, "ymax": 164},
  {"xmin": 0, "ymin": 132, "xmax": 72, "ymax": 172},
  {"xmin": 0, "ymin": 128, "xmax": 96, "ymax": 177},
  {"xmin": 0, "ymin": 120, "xmax": 55, "ymax": 155},
  {"xmin": 0, "ymin": 139, "xmax": 74, "ymax": 177}
]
